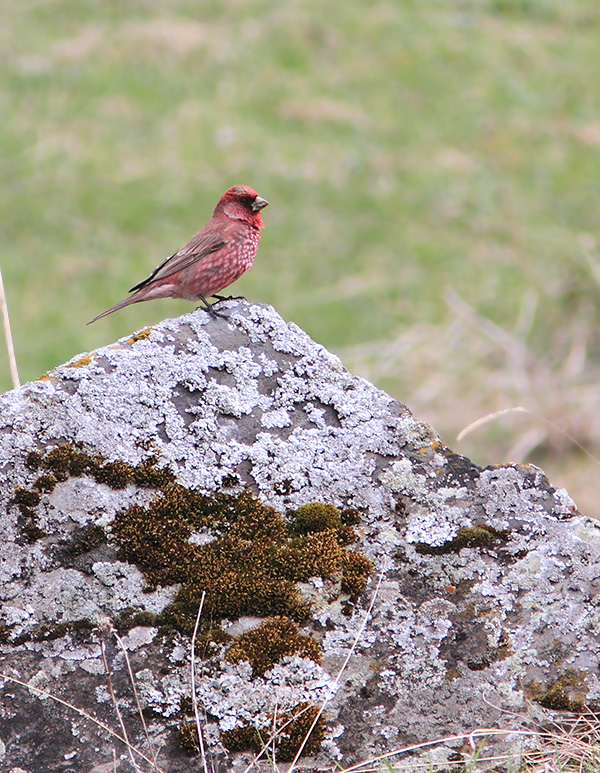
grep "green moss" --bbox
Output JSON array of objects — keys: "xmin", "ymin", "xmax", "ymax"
[
  {"xmin": 221, "ymin": 702, "xmax": 324, "ymax": 760},
  {"xmin": 289, "ymin": 502, "xmax": 342, "ymax": 535},
  {"xmin": 12, "ymin": 619, "xmax": 95, "ymax": 646},
  {"xmin": 114, "ymin": 488, "xmax": 307, "ymax": 632},
  {"xmin": 415, "ymin": 525, "xmax": 510, "ymax": 555},
  {"xmin": 533, "ymin": 670, "xmax": 589, "ymax": 712},
  {"xmin": 113, "ymin": 609, "xmax": 161, "ymax": 631},
  {"xmin": 225, "ymin": 616, "xmax": 321, "ymax": 677},
  {"xmin": 16, "ymin": 444, "xmax": 176, "ymax": 543}
]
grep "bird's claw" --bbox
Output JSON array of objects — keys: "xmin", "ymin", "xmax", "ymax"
[
  {"xmin": 212, "ymin": 294, "xmax": 247, "ymax": 304},
  {"xmin": 194, "ymin": 293, "xmax": 228, "ymax": 319}
]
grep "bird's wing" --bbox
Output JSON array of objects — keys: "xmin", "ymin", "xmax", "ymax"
[{"xmin": 129, "ymin": 231, "xmax": 227, "ymax": 293}]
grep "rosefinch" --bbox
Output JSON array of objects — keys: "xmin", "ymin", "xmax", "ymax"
[{"xmin": 89, "ymin": 185, "xmax": 268, "ymax": 324}]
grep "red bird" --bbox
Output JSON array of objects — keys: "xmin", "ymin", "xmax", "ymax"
[{"xmin": 89, "ymin": 185, "xmax": 268, "ymax": 324}]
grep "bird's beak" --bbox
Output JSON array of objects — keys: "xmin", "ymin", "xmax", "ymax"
[{"xmin": 252, "ymin": 197, "xmax": 269, "ymax": 211}]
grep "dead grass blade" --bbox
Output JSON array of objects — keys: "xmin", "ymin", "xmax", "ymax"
[
  {"xmin": 0, "ymin": 266, "xmax": 19, "ymax": 388},
  {"xmin": 190, "ymin": 590, "xmax": 210, "ymax": 773}
]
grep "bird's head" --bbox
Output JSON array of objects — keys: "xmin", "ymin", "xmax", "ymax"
[{"xmin": 215, "ymin": 185, "xmax": 269, "ymax": 227}]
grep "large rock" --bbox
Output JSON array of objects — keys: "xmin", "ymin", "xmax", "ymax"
[{"xmin": 0, "ymin": 302, "xmax": 597, "ymax": 773}]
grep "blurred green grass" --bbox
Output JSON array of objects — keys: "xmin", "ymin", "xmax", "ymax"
[{"xmin": 2, "ymin": 0, "xmax": 600, "ymax": 511}]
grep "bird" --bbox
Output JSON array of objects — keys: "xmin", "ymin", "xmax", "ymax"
[{"xmin": 88, "ymin": 185, "xmax": 269, "ymax": 324}]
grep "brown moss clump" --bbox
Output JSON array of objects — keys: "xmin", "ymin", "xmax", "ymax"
[
  {"xmin": 93, "ymin": 460, "xmax": 135, "ymax": 489},
  {"xmin": 285, "ymin": 502, "xmax": 373, "ymax": 602},
  {"xmin": 113, "ymin": 488, "xmax": 306, "ymax": 631},
  {"xmin": 11, "ymin": 485, "xmax": 45, "ymax": 542},
  {"xmin": 16, "ymin": 444, "xmax": 176, "ymax": 543},
  {"xmin": 221, "ymin": 701, "xmax": 325, "ymax": 760},
  {"xmin": 341, "ymin": 551, "xmax": 375, "ymax": 599},
  {"xmin": 178, "ymin": 721, "xmax": 200, "ymax": 756},
  {"xmin": 23, "ymin": 443, "xmax": 175, "ymax": 494},
  {"xmin": 12, "ymin": 487, "xmax": 41, "ymax": 508},
  {"xmin": 415, "ymin": 524, "xmax": 510, "ymax": 555},
  {"xmin": 17, "ymin": 445, "xmax": 373, "ymax": 641},
  {"xmin": 112, "ymin": 491, "xmax": 373, "ymax": 635},
  {"xmin": 225, "ymin": 616, "xmax": 321, "ymax": 677}
]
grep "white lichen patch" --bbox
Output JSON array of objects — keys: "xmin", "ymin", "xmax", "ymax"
[
  {"xmin": 193, "ymin": 658, "xmax": 338, "ymax": 732},
  {"xmin": 379, "ymin": 459, "xmax": 429, "ymax": 497}
]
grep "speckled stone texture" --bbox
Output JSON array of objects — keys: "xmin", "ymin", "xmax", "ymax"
[{"xmin": 0, "ymin": 302, "xmax": 597, "ymax": 773}]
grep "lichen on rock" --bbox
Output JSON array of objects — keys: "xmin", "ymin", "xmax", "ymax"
[{"xmin": 0, "ymin": 301, "xmax": 597, "ymax": 773}]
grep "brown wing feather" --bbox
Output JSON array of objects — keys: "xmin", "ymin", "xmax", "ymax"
[{"xmin": 129, "ymin": 231, "xmax": 227, "ymax": 293}]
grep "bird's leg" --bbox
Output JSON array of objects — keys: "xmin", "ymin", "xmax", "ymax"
[{"xmin": 195, "ymin": 294, "xmax": 226, "ymax": 318}]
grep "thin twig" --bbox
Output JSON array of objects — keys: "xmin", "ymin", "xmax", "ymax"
[
  {"xmin": 241, "ymin": 702, "xmax": 317, "ymax": 773},
  {"xmin": 101, "ymin": 639, "xmax": 142, "ymax": 773},
  {"xmin": 338, "ymin": 728, "xmax": 539, "ymax": 773},
  {"xmin": 0, "ymin": 266, "xmax": 19, "ymax": 388},
  {"xmin": 457, "ymin": 405, "xmax": 600, "ymax": 465},
  {"xmin": 113, "ymin": 628, "xmax": 161, "ymax": 772},
  {"xmin": 287, "ymin": 570, "xmax": 386, "ymax": 773},
  {"xmin": 191, "ymin": 591, "xmax": 209, "ymax": 773}
]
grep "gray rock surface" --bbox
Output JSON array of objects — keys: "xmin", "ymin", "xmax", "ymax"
[{"xmin": 0, "ymin": 302, "xmax": 597, "ymax": 773}]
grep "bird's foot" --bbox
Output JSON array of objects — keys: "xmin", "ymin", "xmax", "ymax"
[
  {"xmin": 195, "ymin": 294, "xmax": 227, "ymax": 319},
  {"xmin": 211, "ymin": 294, "xmax": 247, "ymax": 304}
]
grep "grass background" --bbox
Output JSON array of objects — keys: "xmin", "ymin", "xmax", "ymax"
[{"xmin": 2, "ymin": 0, "xmax": 600, "ymax": 513}]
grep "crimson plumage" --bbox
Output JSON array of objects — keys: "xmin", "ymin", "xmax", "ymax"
[{"xmin": 89, "ymin": 185, "xmax": 268, "ymax": 324}]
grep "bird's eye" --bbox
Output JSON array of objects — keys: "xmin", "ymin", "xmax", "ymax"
[{"xmin": 239, "ymin": 196, "xmax": 253, "ymax": 206}]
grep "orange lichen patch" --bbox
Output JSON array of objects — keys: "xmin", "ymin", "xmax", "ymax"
[
  {"xmin": 65, "ymin": 354, "xmax": 96, "ymax": 368},
  {"xmin": 125, "ymin": 328, "xmax": 154, "ymax": 344}
]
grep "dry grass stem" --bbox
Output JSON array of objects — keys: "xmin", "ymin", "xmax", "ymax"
[
  {"xmin": 457, "ymin": 406, "xmax": 600, "ymax": 467},
  {"xmin": 287, "ymin": 570, "xmax": 386, "ymax": 773},
  {"xmin": 112, "ymin": 627, "xmax": 161, "ymax": 772},
  {"xmin": 190, "ymin": 590, "xmax": 209, "ymax": 773},
  {"xmin": 101, "ymin": 638, "xmax": 143, "ymax": 772},
  {"xmin": 0, "ymin": 266, "xmax": 19, "ymax": 389},
  {"xmin": 337, "ymin": 728, "xmax": 538, "ymax": 773}
]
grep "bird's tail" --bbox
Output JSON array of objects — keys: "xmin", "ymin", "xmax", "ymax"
[{"xmin": 88, "ymin": 293, "xmax": 141, "ymax": 324}]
